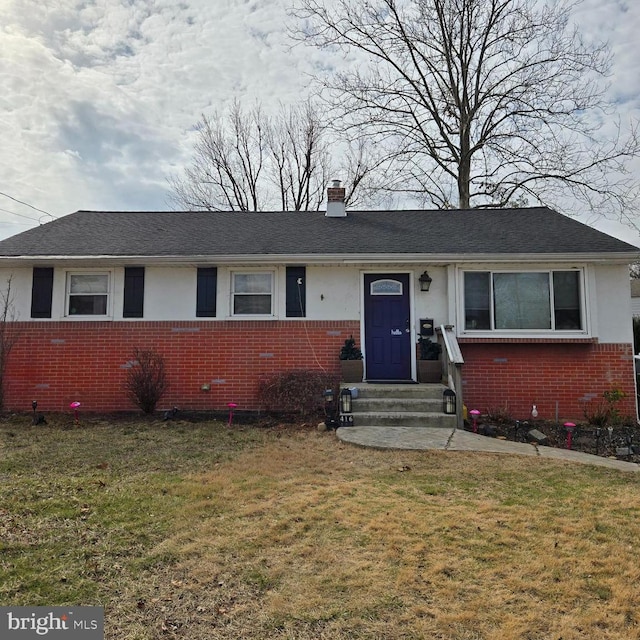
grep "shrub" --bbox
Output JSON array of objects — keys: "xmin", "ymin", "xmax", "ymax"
[
  {"xmin": 418, "ymin": 336, "xmax": 442, "ymax": 360},
  {"xmin": 485, "ymin": 404, "xmax": 512, "ymax": 424},
  {"xmin": 124, "ymin": 348, "xmax": 168, "ymax": 414},
  {"xmin": 582, "ymin": 385, "xmax": 627, "ymax": 428},
  {"xmin": 339, "ymin": 336, "xmax": 363, "ymax": 360},
  {"xmin": 258, "ymin": 369, "xmax": 340, "ymax": 417}
]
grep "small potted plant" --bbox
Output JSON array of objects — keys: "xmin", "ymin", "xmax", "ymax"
[
  {"xmin": 417, "ymin": 336, "xmax": 442, "ymax": 383},
  {"xmin": 339, "ymin": 335, "xmax": 363, "ymax": 383}
]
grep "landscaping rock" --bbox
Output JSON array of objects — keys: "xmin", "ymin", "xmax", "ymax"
[
  {"xmin": 527, "ymin": 429, "xmax": 548, "ymax": 444},
  {"xmin": 479, "ymin": 424, "xmax": 496, "ymax": 437}
]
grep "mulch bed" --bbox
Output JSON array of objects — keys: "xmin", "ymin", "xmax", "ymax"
[{"xmin": 466, "ymin": 418, "xmax": 640, "ymax": 463}]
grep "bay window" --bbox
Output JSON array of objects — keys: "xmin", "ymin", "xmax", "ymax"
[{"xmin": 463, "ymin": 270, "xmax": 583, "ymax": 332}]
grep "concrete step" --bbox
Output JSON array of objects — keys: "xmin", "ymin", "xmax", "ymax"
[
  {"xmin": 353, "ymin": 397, "xmax": 443, "ymax": 413},
  {"xmin": 349, "ymin": 411, "xmax": 457, "ymax": 429},
  {"xmin": 341, "ymin": 382, "xmax": 455, "ymax": 429},
  {"xmin": 347, "ymin": 383, "xmax": 445, "ymax": 400}
]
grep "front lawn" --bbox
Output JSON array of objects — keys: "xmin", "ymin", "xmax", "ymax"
[{"xmin": 1, "ymin": 415, "xmax": 639, "ymax": 639}]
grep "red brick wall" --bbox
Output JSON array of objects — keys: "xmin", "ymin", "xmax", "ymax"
[
  {"xmin": 4, "ymin": 321, "xmax": 359, "ymax": 413},
  {"xmin": 5, "ymin": 323, "xmax": 637, "ymax": 422},
  {"xmin": 459, "ymin": 339, "xmax": 638, "ymax": 421}
]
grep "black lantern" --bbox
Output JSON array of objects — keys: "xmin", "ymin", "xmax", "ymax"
[
  {"xmin": 323, "ymin": 388, "xmax": 338, "ymax": 429},
  {"xmin": 443, "ymin": 389, "xmax": 456, "ymax": 414},
  {"xmin": 419, "ymin": 270, "xmax": 432, "ymax": 292},
  {"xmin": 340, "ymin": 388, "xmax": 353, "ymax": 414},
  {"xmin": 339, "ymin": 388, "xmax": 354, "ymax": 426}
]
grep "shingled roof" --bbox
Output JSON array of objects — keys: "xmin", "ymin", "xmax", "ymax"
[{"xmin": 0, "ymin": 207, "xmax": 636, "ymax": 260}]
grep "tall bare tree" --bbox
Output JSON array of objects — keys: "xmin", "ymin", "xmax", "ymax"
[
  {"xmin": 0, "ymin": 275, "xmax": 18, "ymax": 410},
  {"xmin": 170, "ymin": 101, "xmax": 267, "ymax": 211},
  {"xmin": 292, "ymin": 0, "xmax": 640, "ymax": 219},
  {"xmin": 268, "ymin": 101, "xmax": 331, "ymax": 211},
  {"xmin": 170, "ymin": 100, "xmax": 381, "ymax": 211}
]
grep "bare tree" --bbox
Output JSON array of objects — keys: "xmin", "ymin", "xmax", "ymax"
[
  {"xmin": 0, "ymin": 275, "xmax": 18, "ymax": 410},
  {"xmin": 169, "ymin": 99, "xmax": 381, "ymax": 211},
  {"xmin": 292, "ymin": 0, "xmax": 640, "ymax": 219},
  {"xmin": 268, "ymin": 101, "xmax": 332, "ymax": 211},
  {"xmin": 170, "ymin": 101, "xmax": 267, "ymax": 211}
]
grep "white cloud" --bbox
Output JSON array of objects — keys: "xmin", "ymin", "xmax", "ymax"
[{"xmin": 0, "ymin": 0, "xmax": 638, "ymax": 242}]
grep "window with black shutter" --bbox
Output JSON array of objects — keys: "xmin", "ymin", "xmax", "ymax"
[
  {"xmin": 123, "ymin": 267, "xmax": 145, "ymax": 318},
  {"xmin": 196, "ymin": 267, "xmax": 217, "ymax": 317},
  {"xmin": 286, "ymin": 266, "xmax": 306, "ymax": 317},
  {"xmin": 31, "ymin": 267, "xmax": 54, "ymax": 318}
]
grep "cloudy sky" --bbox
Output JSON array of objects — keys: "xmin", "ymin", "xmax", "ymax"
[{"xmin": 1, "ymin": 0, "xmax": 639, "ymax": 245}]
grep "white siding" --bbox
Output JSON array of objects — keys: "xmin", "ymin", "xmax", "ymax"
[
  {"xmin": 144, "ymin": 267, "xmax": 196, "ymax": 321},
  {"xmin": 592, "ymin": 264, "xmax": 633, "ymax": 343},
  {"xmin": 0, "ymin": 263, "xmax": 632, "ymax": 347},
  {"xmin": 0, "ymin": 268, "xmax": 32, "ymax": 321}
]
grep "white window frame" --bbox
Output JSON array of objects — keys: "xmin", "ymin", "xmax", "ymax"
[
  {"xmin": 230, "ymin": 270, "xmax": 275, "ymax": 317},
  {"xmin": 64, "ymin": 271, "xmax": 112, "ymax": 318},
  {"xmin": 459, "ymin": 267, "xmax": 588, "ymax": 336}
]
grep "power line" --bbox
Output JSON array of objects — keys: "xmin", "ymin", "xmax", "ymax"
[
  {"xmin": 0, "ymin": 191, "xmax": 57, "ymax": 220},
  {"xmin": 0, "ymin": 206, "xmax": 40, "ymax": 222}
]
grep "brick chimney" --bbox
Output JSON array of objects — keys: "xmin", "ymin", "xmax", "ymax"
[{"xmin": 325, "ymin": 180, "xmax": 346, "ymax": 217}]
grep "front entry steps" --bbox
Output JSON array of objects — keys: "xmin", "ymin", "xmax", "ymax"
[{"xmin": 342, "ymin": 382, "xmax": 456, "ymax": 429}]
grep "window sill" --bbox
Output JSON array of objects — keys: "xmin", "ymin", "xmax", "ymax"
[{"xmin": 458, "ymin": 335, "xmax": 597, "ymax": 344}]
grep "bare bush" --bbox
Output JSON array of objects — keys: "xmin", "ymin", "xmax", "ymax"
[
  {"xmin": 258, "ymin": 369, "xmax": 339, "ymax": 417},
  {"xmin": 124, "ymin": 348, "xmax": 168, "ymax": 414}
]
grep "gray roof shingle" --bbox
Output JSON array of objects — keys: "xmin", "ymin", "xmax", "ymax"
[{"xmin": 0, "ymin": 207, "xmax": 636, "ymax": 258}]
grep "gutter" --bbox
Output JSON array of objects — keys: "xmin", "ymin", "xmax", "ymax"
[{"xmin": 0, "ymin": 251, "xmax": 637, "ymax": 267}]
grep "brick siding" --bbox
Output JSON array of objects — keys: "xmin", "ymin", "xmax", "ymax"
[
  {"xmin": 4, "ymin": 321, "xmax": 359, "ymax": 413},
  {"xmin": 3, "ymin": 322, "xmax": 637, "ymax": 421},
  {"xmin": 459, "ymin": 340, "xmax": 637, "ymax": 421}
]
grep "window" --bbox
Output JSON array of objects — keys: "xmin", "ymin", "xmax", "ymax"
[
  {"xmin": 31, "ymin": 267, "xmax": 54, "ymax": 318},
  {"xmin": 197, "ymin": 267, "xmax": 217, "ymax": 317},
  {"xmin": 67, "ymin": 273, "xmax": 109, "ymax": 316},
  {"xmin": 123, "ymin": 267, "xmax": 145, "ymax": 318},
  {"xmin": 463, "ymin": 270, "xmax": 583, "ymax": 332},
  {"xmin": 232, "ymin": 272, "xmax": 273, "ymax": 315},
  {"xmin": 286, "ymin": 266, "xmax": 306, "ymax": 317},
  {"xmin": 370, "ymin": 279, "xmax": 403, "ymax": 295}
]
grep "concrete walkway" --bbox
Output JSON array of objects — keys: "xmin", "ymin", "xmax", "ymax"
[{"xmin": 336, "ymin": 425, "xmax": 640, "ymax": 473}]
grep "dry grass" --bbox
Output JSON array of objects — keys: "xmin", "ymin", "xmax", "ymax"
[{"xmin": 2, "ymin": 415, "xmax": 640, "ymax": 639}]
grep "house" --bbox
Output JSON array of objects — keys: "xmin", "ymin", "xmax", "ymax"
[{"xmin": 0, "ymin": 183, "xmax": 637, "ymax": 421}]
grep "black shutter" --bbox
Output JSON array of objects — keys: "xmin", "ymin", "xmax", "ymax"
[
  {"xmin": 286, "ymin": 266, "xmax": 306, "ymax": 317},
  {"xmin": 196, "ymin": 267, "xmax": 217, "ymax": 317},
  {"xmin": 31, "ymin": 267, "xmax": 54, "ymax": 318},
  {"xmin": 123, "ymin": 267, "xmax": 145, "ymax": 318}
]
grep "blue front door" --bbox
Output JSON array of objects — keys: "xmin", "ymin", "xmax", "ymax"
[{"xmin": 364, "ymin": 273, "xmax": 412, "ymax": 381}]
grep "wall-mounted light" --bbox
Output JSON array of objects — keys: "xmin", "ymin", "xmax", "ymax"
[{"xmin": 419, "ymin": 270, "xmax": 433, "ymax": 292}]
